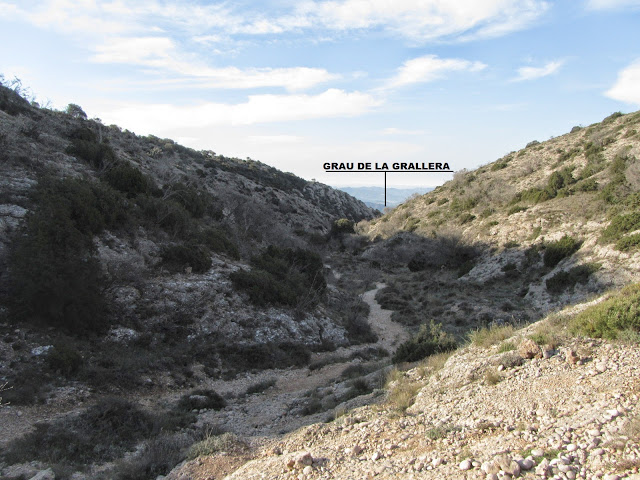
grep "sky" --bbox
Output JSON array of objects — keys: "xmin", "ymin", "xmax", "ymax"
[{"xmin": 1, "ymin": 0, "xmax": 640, "ymax": 189}]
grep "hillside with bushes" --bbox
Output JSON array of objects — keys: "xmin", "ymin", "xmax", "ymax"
[{"xmin": 2, "ymin": 78, "xmax": 640, "ymax": 480}]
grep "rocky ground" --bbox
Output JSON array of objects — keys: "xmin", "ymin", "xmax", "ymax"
[{"xmin": 166, "ymin": 299, "xmax": 640, "ymax": 480}]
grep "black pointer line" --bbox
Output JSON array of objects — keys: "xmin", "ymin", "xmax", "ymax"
[{"xmin": 324, "ymin": 169, "xmax": 453, "ymax": 207}]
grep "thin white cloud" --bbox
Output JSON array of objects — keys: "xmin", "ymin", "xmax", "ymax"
[
  {"xmin": 381, "ymin": 128, "xmax": 426, "ymax": 136},
  {"xmin": 90, "ymin": 36, "xmax": 338, "ymax": 91},
  {"xmin": 385, "ymin": 55, "xmax": 487, "ymax": 89},
  {"xmin": 586, "ymin": 0, "xmax": 640, "ymax": 9},
  {"xmin": 605, "ymin": 59, "xmax": 640, "ymax": 105},
  {"xmin": 3, "ymin": 0, "xmax": 550, "ymax": 45},
  {"xmin": 94, "ymin": 89, "xmax": 381, "ymax": 133},
  {"xmin": 248, "ymin": 135, "xmax": 304, "ymax": 144},
  {"xmin": 512, "ymin": 60, "xmax": 564, "ymax": 81},
  {"xmin": 297, "ymin": 0, "xmax": 550, "ymax": 42}
]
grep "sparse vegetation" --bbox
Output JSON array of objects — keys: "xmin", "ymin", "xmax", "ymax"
[
  {"xmin": 469, "ymin": 324, "xmax": 516, "ymax": 348},
  {"xmin": 392, "ymin": 321, "xmax": 457, "ymax": 364},
  {"xmin": 570, "ymin": 283, "xmax": 640, "ymax": 340},
  {"xmin": 543, "ymin": 235, "xmax": 581, "ymax": 268}
]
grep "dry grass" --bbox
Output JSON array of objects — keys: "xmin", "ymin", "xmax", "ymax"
[
  {"xmin": 385, "ymin": 368, "xmax": 421, "ymax": 413},
  {"xmin": 484, "ymin": 369, "xmax": 503, "ymax": 386},
  {"xmin": 415, "ymin": 351, "xmax": 453, "ymax": 378},
  {"xmin": 469, "ymin": 324, "xmax": 516, "ymax": 348}
]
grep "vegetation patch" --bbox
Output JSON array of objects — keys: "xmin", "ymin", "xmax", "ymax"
[
  {"xmin": 570, "ymin": 283, "xmax": 640, "ymax": 340},
  {"xmin": 230, "ymin": 245, "xmax": 325, "ymax": 307},
  {"xmin": 545, "ymin": 263, "xmax": 600, "ymax": 294},
  {"xmin": 392, "ymin": 321, "xmax": 457, "ymax": 364},
  {"xmin": 160, "ymin": 244, "xmax": 212, "ymax": 274},
  {"xmin": 469, "ymin": 324, "xmax": 516, "ymax": 348},
  {"xmin": 4, "ymin": 398, "xmax": 194, "ymax": 467},
  {"xmin": 543, "ymin": 235, "xmax": 581, "ymax": 268}
]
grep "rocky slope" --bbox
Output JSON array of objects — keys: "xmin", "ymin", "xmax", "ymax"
[{"xmin": 169, "ymin": 293, "xmax": 640, "ymax": 480}]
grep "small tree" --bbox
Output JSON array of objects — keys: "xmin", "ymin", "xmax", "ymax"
[{"xmin": 66, "ymin": 103, "xmax": 87, "ymax": 119}]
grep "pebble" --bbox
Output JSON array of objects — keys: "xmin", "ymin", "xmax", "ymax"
[{"xmin": 459, "ymin": 459, "xmax": 472, "ymax": 471}]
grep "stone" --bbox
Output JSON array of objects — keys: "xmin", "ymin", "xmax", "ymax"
[
  {"xmin": 482, "ymin": 460, "xmax": 500, "ymax": 474},
  {"xmin": 460, "ymin": 459, "xmax": 472, "ymax": 471},
  {"xmin": 518, "ymin": 339, "xmax": 543, "ymax": 359},
  {"xmin": 29, "ymin": 470, "xmax": 55, "ymax": 480},
  {"xmin": 295, "ymin": 452, "xmax": 313, "ymax": 468},
  {"xmin": 518, "ymin": 458, "xmax": 535, "ymax": 470},
  {"xmin": 531, "ymin": 448, "xmax": 545, "ymax": 457},
  {"xmin": 302, "ymin": 466, "xmax": 313, "ymax": 475},
  {"xmin": 566, "ymin": 349, "xmax": 580, "ymax": 365}
]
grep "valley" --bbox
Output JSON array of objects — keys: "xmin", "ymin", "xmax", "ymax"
[{"xmin": 1, "ymin": 83, "xmax": 640, "ymax": 480}]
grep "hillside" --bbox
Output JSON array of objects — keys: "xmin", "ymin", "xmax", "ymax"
[
  {"xmin": 171, "ymin": 294, "xmax": 640, "ymax": 480},
  {"xmin": 2, "ymin": 81, "xmax": 640, "ymax": 480}
]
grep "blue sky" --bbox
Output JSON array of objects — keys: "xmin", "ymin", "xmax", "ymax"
[{"xmin": 1, "ymin": 0, "xmax": 640, "ymax": 188}]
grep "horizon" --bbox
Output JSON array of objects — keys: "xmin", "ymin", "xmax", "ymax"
[{"xmin": 1, "ymin": 0, "xmax": 639, "ymax": 189}]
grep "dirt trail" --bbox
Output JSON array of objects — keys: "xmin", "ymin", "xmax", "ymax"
[{"xmin": 191, "ymin": 282, "xmax": 409, "ymax": 438}]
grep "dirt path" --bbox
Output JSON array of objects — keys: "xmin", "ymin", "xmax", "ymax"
[{"xmin": 190, "ymin": 282, "xmax": 409, "ymax": 439}]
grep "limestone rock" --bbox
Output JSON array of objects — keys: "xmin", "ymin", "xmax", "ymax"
[{"xmin": 518, "ymin": 339, "xmax": 543, "ymax": 359}]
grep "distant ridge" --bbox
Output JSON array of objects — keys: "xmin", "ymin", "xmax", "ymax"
[{"xmin": 337, "ymin": 186, "xmax": 434, "ymax": 211}]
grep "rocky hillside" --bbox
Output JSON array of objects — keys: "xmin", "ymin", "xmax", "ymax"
[
  {"xmin": 351, "ymin": 111, "xmax": 640, "ymax": 344},
  {"xmin": 2, "ymin": 82, "xmax": 640, "ymax": 480},
  {"xmin": 168, "ymin": 286, "xmax": 640, "ymax": 480}
]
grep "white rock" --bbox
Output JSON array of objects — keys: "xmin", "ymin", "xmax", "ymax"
[{"xmin": 459, "ymin": 459, "xmax": 472, "ymax": 471}]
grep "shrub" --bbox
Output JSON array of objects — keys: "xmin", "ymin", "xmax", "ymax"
[
  {"xmin": 230, "ymin": 246, "xmax": 325, "ymax": 308},
  {"xmin": 9, "ymin": 178, "xmax": 109, "ymax": 333},
  {"xmin": 392, "ymin": 320, "xmax": 457, "ymax": 364},
  {"xmin": 491, "ymin": 159, "xmax": 509, "ymax": 171},
  {"xmin": 176, "ymin": 389, "xmax": 226, "ymax": 412},
  {"xmin": 197, "ymin": 227, "xmax": 239, "ymax": 259},
  {"xmin": 47, "ymin": 342, "xmax": 84, "ymax": 376},
  {"xmin": 570, "ymin": 283, "xmax": 640, "ymax": 340},
  {"xmin": 139, "ymin": 196, "xmax": 191, "ymax": 238},
  {"xmin": 66, "ymin": 127, "xmax": 116, "ymax": 170},
  {"xmin": 526, "ymin": 140, "xmax": 540, "ymax": 148},
  {"xmin": 546, "ymin": 263, "xmax": 600, "ymax": 293},
  {"xmin": 543, "ymin": 235, "xmax": 581, "ymax": 267},
  {"xmin": 508, "ymin": 205, "xmax": 527, "ymax": 215},
  {"xmin": 164, "ymin": 182, "xmax": 217, "ymax": 219},
  {"xmin": 186, "ymin": 432, "xmax": 244, "ymax": 460},
  {"xmin": 616, "ymin": 233, "xmax": 640, "ymax": 252},
  {"xmin": 332, "ymin": 218, "xmax": 355, "ymax": 235},
  {"xmin": 600, "ymin": 212, "xmax": 640, "ymax": 243},
  {"xmin": 65, "ymin": 103, "xmax": 87, "ymax": 119},
  {"xmin": 4, "ymin": 398, "xmax": 159, "ymax": 465},
  {"xmin": 245, "ymin": 378, "xmax": 277, "ymax": 395},
  {"xmin": 160, "ymin": 244, "xmax": 212, "ymax": 274},
  {"xmin": 458, "ymin": 213, "xmax": 475, "ymax": 225},
  {"xmin": 103, "ymin": 162, "xmax": 150, "ymax": 197}
]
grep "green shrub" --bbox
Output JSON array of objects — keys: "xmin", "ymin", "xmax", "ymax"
[
  {"xmin": 47, "ymin": 342, "xmax": 84, "ymax": 376},
  {"xmin": 230, "ymin": 246, "xmax": 325, "ymax": 308},
  {"xmin": 103, "ymin": 162, "xmax": 150, "ymax": 197},
  {"xmin": 616, "ymin": 233, "xmax": 640, "ymax": 252},
  {"xmin": 491, "ymin": 159, "xmax": 509, "ymax": 171},
  {"xmin": 458, "ymin": 213, "xmax": 475, "ymax": 225},
  {"xmin": 332, "ymin": 218, "xmax": 355, "ymax": 235},
  {"xmin": 570, "ymin": 283, "xmax": 640, "ymax": 340},
  {"xmin": 450, "ymin": 196, "xmax": 477, "ymax": 213},
  {"xmin": 197, "ymin": 227, "xmax": 239, "ymax": 259},
  {"xmin": 9, "ymin": 178, "xmax": 111, "ymax": 333},
  {"xmin": 576, "ymin": 178, "xmax": 598, "ymax": 192},
  {"xmin": 65, "ymin": 103, "xmax": 87, "ymax": 119},
  {"xmin": 600, "ymin": 212, "xmax": 640, "ymax": 243},
  {"xmin": 245, "ymin": 378, "xmax": 277, "ymax": 395},
  {"xmin": 508, "ymin": 205, "xmax": 528, "ymax": 215},
  {"xmin": 139, "ymin": 196, "xmax": 192, "ymax": 238},
  {"xmin": 469, "ymin": 324, "xmax": 515, "ymax": 348},
  {"xmin": 66, "ymin": 127, "xmax": 116, "ymax": 169},
  {"xmin": 546, "ymin": 263, "xmax": 600, "ymax": 294},
  {"xmin": 164, "ymin": 182, "xmax": 218, "ymax": 219},
  {"xmin": 4, "ymin": 398, "xmax": 160, "ymax": 465},
  {"xmin": 543, "ymin": 235, "xmax": 581, "ymax": 267},
  {"xmin": 186, "ymin": 432, "xmax": 244, "ymax": 460},
  {"xmin": 160, "ymin": 244, "xmax": 212, "ymax": 274},
  {"xmin": 392, "ymin": 321, "xmax": 457, "ymax": 363}
]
